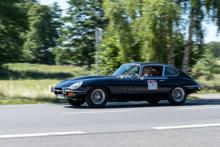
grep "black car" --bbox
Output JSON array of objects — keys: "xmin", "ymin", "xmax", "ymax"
[{"xmin": 51, "ymin": 63, "xmax": 201, "ymax": 108}]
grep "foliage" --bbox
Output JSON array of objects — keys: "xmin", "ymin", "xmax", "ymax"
[
  {"xmin": 177, "ymin": 0, "xmax": 220, "ymax": 73},
  {"xmin": 53, "ymin": 0, "xmax": 108, "ymax": 69},
  {"xmin": 205, "ymin": 41, "xmax": 220, "ymax": 59},
  {"xmin": 99, "ymin": 0, "xmax": 220, "ymax": 75},
  {"xmin": 99, "ymin": 0, "xmax": 183, "ymax": 75},
  {"xmin": 0, "ymin": 0, "xmax": 29, "ymax": 66},
  {"xmin": 23, "ymin": 2, "xmax": 63, "ymax": 64},
  {"xmin": 191, "ymin": 54, "xmax": 220, "ymax": 80},
  {"xmin": 99, "ymin": 30, "xmax": 121, "ymax": 75}
]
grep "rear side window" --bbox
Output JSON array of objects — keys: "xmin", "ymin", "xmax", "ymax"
[{"xmin": 165, "ymin": 66, "xmax": 179, "ymax": 76}]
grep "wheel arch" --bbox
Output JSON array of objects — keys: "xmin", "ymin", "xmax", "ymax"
[{"xmin": 85, "ymin": 86, "xmax": 111, "ymax": 98}]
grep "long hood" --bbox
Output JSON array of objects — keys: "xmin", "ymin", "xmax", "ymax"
[{"xmin": 55, "ymin": 75, "xmax": 113, "ymax": 88}]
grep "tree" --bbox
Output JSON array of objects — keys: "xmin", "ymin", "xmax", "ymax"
[
  {"xmin": 23, "ymin": 2, "xmax": 62, "ymax": 64},
  {"xmin": 99, "ymin": 28, "xmax": 121, "ymax": 75},
  {"xmin": 99, "ymin": 0, "xmax": 182, "ymax": 75},
  {"xmin": 191, "ymin": 53, "xmax": 220, "ymax": 80},
  {"xmin": 53, "ymin": 0, "xmax": 108, "ymax": 69},
  {"xmin": 0, "ymin": 0, "xmax": 28, "ymax": 66},
  {"xmin": 205, "ymin": 41, "xmax": 220, "ymax": 59},
  {"xmin": 137, "ymin": 0, "xmax": 181, "ymax": 65},
  {"xmin": 178, "ymin": 0, "xmax": 220, "ymax": 73}
]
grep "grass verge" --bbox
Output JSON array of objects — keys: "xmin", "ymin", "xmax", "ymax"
[
  {"xmin": 0, "ymin": 79, "xmax": 67, "ymax": 105},
  {"xmin": 0, "ymin": 79, "xmax": 60, "ymax": 99},
  {"xmin": 187, "ymin": 96, "xmax": 199, "ymax": 99},
  {"xmin": 0, "ymin": 96, "xmax": 66, "ymax": 105},
  {"xmin": 0, "ymin": 96, "xmax": 199, "ymax": 105}
]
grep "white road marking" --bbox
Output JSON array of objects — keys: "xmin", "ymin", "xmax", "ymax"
[
  {"xmin": 0, "ymin": 131, "xmax": 85, "ymax": 139},
  {"xmin": 152, "ymin": 123, "xmax": 220, "ymax": 130},
  {"xmin": 179, "ymin": 106, "xmax": 220, "ymax": 110},
  {"xmin": 62, "ymin": 110, "xmax": 131, "ymax": 114}
]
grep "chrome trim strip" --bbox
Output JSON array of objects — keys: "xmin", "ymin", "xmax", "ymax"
[
  {"xmin": 184, "ymin": 85, "xmax": 201, "ymax": 88},
  {"xmin": 144, "ymin": 77, "xmax": 168, "ymax": 80},
  {"xmin": 54, "ymin": 89, "xmax": 62, "ymax": 92}
]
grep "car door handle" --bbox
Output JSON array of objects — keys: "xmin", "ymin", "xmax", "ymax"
[{"xmin": 159, "ymin": 80, "xmax": 164, "ymax": 81}]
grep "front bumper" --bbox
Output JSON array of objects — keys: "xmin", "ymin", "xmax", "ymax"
[{"xmin": 51, "ymin": 87, "xmax": 87, "ymax": 99}]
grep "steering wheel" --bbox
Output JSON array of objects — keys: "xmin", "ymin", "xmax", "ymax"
[{"xmin": 129, "ymin": 72, "xmax": 138, "ymax": 77}]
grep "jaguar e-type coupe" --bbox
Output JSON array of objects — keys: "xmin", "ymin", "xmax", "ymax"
[{"xmin": 51, "ymin": 63, "xmax": 201, "ymax": 108}]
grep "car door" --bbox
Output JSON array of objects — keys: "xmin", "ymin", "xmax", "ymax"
[
  {"xmin": 144, "ymin": 76, "xmax": 168, "ymax": 97},
  {"xmin": 162, "ymin": 66, "xmax": 181, "ymax": 93},
  {"xmin": 126, "ymin": 76, "xmax": 150, "ymax": 100},
  {"xmin": 131, "ymin": 65, "xmax": 167, "ymax": 100}
]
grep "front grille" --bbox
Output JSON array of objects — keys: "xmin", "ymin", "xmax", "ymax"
[{"xmin": 54, "ymin": 88, "xmax": 62, "ymax": 94}]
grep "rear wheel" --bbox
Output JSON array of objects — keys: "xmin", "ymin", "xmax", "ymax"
[
  {"xmin": 147, "ymin": 99, "xmax": 160, "ymax": 104},
  {"xmin": 85, "ymin": 87, "xmax": 108, "ymax": 108},
  {"xmin": 168, "ymin": 87, "xmax": 187, "ymax": 105},
  {"xmin": 66, "ymin": 99, "xmax": 85, "ymax": 106}
]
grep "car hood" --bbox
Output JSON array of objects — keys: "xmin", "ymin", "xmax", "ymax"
[{"xmin": 55, "ymin": 76, "xmax": 112, "ymax": 88}]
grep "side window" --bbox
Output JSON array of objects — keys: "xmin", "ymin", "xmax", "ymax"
[
  {"xmin": 142, "ymin": 66, "xmax": 163, "ymax": 77},
  {"xmin": 165, "ymin": 67, "xmax": 178, "ymax": 76}
]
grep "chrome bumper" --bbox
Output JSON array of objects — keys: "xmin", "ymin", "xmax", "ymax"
[
  {"xmin": 183, "ymin": 85, "xmax": 201, "ymax": 91},
  {"xmin": 51, "ymin": 87, "xmax": 87, "ymax": 94}
]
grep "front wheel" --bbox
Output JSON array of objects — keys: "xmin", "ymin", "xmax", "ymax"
[
  {"xmin": 85, "ymin": 87, "xmax": 108, "ymax": 108},
  {"xmin": 168, "ymin": 87, "xmax": 187, "ymax": 105},
  {"xmin": 66, "ymin": 99, "xmax": 85, "ymax": 106}
]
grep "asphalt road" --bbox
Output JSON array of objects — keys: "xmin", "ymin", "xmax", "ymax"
[{"xmin": 1, "ymin": 95, "xmax": 220, "ymax": 147}]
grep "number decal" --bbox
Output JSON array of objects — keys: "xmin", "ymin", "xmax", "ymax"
[{"xmin": 147, "ymin": 80, "xmax": 158, "ymax": 90}]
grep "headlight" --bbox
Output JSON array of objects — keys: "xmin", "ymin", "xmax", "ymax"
[{"xmin": 69, "ymin": 81, "xmax": 83, "ymax": 89}]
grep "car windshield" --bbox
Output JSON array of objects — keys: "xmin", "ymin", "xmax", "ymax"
[{"xmin": 112, "ymin": 64, "xmax": 140, "ymax": 77}]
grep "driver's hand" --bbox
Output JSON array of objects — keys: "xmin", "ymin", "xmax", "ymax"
[{"xmin": 144, "ymin": 74, "xmax": 149, "ymax": 77}]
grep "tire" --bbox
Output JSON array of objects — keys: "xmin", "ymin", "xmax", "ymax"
[
  {"xmin": 147, "ymin": 99, "xmax": 160, "ymax": 104},
  {"xmin": 85, "ymin": 87, "xmax": 108, "ymax": 108},
  {"xmin": 168, "ymin": 87, "xmax": 187, "ymax": 105},
  {"xmin": 66, "ymin": 99, "xmax": 85, "ymax": 106}
]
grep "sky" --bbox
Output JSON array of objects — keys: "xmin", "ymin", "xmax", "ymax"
[{"xmin": 39, "ymin": 0, "xmax": 220, "ymax": 44}]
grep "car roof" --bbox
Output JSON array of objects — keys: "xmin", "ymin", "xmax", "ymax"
[
  {"xmin": 123, "ymin": 62, "xmax": 193, "ymax": 78},
  {"xmin": 124, "ymin": 62, "xmax": 174, "ymax": 67}
]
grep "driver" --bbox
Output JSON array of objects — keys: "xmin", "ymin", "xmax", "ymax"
[{"xmin": 143, "ymin": 66, "xmax": 152, "ymax": 77}]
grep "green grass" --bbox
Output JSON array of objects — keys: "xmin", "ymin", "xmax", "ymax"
[
  {"xmin": 1, "ymin": 63, "xmax": 94, "ymax": 80},
  {"xmin": 0, "ymin": 63, "xmax": 94, "ymax": 105},
  {"xmin": 0, "ymin": 79, "xmax": 59, "ymax": 98},
  {"xmin": 0, "ymin": 79, "xmax": 68, "ymax": 105},
  {"xmin": 187, "ymin": 96, "xmax": 199, "ymax": 99},
  {"xmin": 0, "ymin": 96, "xmax": 66, "ymax": 105}
]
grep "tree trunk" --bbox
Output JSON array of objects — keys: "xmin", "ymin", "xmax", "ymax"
[
  {"xmin": 167, "ymin": 19, "xmax": 175, "ymax": 66},
  {"xmin": 182, "ymin": 12, "xmax": 194, "ymax": 73}
]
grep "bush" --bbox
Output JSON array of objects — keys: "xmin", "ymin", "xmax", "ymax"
[{"xmin": 191, "ymin": 55, "xmax": 220, "ymax": 80}]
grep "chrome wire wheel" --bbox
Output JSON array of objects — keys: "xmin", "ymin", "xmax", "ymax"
[
  {"xmin": 91, "ymin": 89, "xmax": 106, "ymax": 105},
  {"xmin": 168, "ymin": 87, "xmax": 187, "ymax": 105},
  {"xmin": 172, "ymin": 87, "xmax": 185, "ymax": 102}
]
